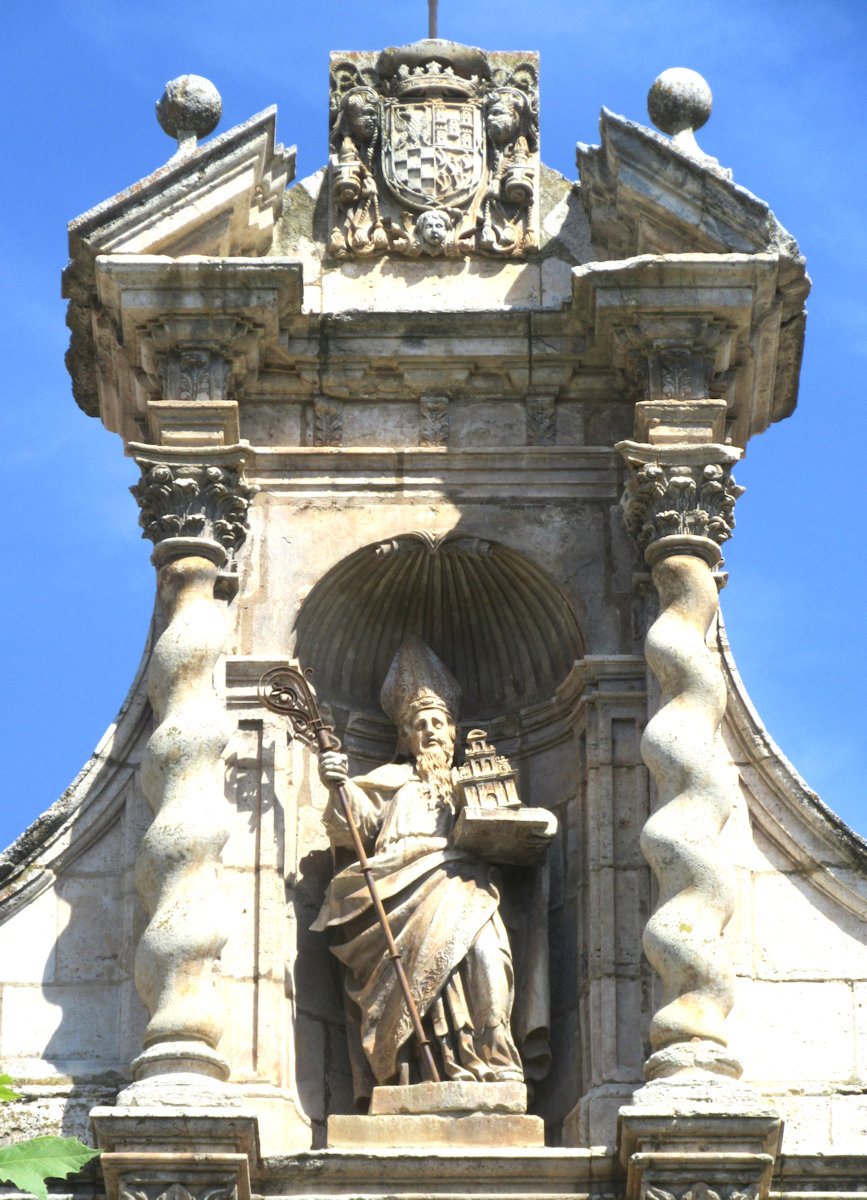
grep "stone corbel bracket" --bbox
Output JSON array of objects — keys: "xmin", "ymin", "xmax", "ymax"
[
  {"xmin": 571, "ymin": 253, "xmax": 797, "ymax": 447},
  {"xmin": 89, "ymin": 256, "xmax": 303, "ymax": 443}
]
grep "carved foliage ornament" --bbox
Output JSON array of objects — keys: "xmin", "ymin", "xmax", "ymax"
[
  {"xmin": 644, "ymin": 1184, "xmax": 759, "ymax": 1200},
  {"xmin": 313, "ymin": 400, "xmax": 343, "ymax": 447},
  {"xmin": 619, "ymin": 451, "xmax": 744, "ymax": 552},
  {"xmin": 121, "ymin": 1184, "xmax": 237, "ymax": 1200},
  {"xmin": 419, "ymin": 394, "xmax": 450, "ymax": 446},
  {"xmin": 328, "ymin": 42, "xmax": 539, "ymax": 259},
  {"xmin": 160, "ymin": 349, "xmax": 231, "ymax": 404},
  {"xmin": 526, "ymin": 394, "xmax": 556, "ymax": 445},
  {"xmin": 131, "ymin": 459, "xmax": 255, "ymax": 551}
]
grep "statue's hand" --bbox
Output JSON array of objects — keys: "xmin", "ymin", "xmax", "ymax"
[{"xmin": 319, "ymin": 750, "xmax": 349, "ymax": 787}]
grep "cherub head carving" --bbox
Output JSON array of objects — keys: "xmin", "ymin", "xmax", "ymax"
[{"xmin": 415, "ymin": 209, "xmax": 452, "ymax": 251}]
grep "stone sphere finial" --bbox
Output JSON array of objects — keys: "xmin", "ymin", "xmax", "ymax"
[
  {"xmin": 156, "ymin": 75, "xmax": 222, "ymax": 155},
  {"xmin": 647, "ymin": 67, "xmax": 713, "ymax": 160}
]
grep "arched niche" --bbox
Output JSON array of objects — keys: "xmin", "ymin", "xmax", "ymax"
[
  {"xmin": 292, "ymin": 530, "xmax": 590, "ymax": 1130},
  {"xmin": 293, "ymin": 530, "xmax": 585, "ymax": 739}
]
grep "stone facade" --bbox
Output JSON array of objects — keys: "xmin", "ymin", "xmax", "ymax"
[{"xmin": 0, "ymin": 43, "xmax": 861, "ymax": 1200}]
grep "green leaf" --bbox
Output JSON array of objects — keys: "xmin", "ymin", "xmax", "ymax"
[
  {"xmin": 0, "ymin": 1076, "xmax": 19, "ymax": 1103},
  {"xmin": 0, "ymin": 1136, "xmax": 100, "ymax": 1200}
]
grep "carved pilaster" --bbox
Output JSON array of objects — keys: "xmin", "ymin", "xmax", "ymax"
[
  {"xmin": 616, "ymin": 440, "xmax": 744, "ymax": 1084},
  {"xmin": 609, "ymin": 320, "xmax": 734, "ymax": 447},
  {"xmin": 120, "ymin": 448, "xmax": 254, "ymax": 1103},
  {"xmin": 148, "ymin": 347, "xmax": 240, "ymax": 446}
]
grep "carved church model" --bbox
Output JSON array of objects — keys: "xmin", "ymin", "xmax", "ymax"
[{"xmin": 1, "ymin": 37, "xmax": 864, "ymax": 1200}]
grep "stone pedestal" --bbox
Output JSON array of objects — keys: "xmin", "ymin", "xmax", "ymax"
[
  {"xmin": 92, "ymin": 1109, "xmax": 259, "ymax": 1200},
  {"xmin": 618, "ymin": 1082, "xmax": 782, "ymax": 1200},
  {"xmin": 327, "ymin": 1112, "xmax": 544, "ymax": 1149},
  {"xmin": 328, "ymin": 1080, "xmax": 544, "ymax": 1148}
]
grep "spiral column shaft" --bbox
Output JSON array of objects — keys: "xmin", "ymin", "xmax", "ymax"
[
  {"xmin": 640, "ymin": 553, "xmax": 738, "ymax": 1077},
  {"xmin": 133, "ymin": 551, "xmax": 233, "ymax": 1082},
  {"xmin": 121, "ymin": 450, "xmax": 254, "ymax": 1099},
  {"xmin": 617, "ymin": 440, "xmax": 745, "ymax": 1081}
]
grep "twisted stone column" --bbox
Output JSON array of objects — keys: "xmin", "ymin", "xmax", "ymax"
[
  {"xmin": 617, "ymin": 441, "xmax": 744, "ymax": 1081},
  {"xmin": 121, "ymin": 453, "xmax": 254, "ymax": 1101}
]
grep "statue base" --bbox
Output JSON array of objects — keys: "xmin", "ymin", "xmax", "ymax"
[
  {"xmin": 370, "ymin": 1080, "xmax": 527, "ymax": 1114},
  {"xmin": 329, "ymin": 1080, "xmax": 541, "ymax": 1147},
  {"xmin": 327, "ymin": 1111, "xmax": 544, "ymax": 1148}
]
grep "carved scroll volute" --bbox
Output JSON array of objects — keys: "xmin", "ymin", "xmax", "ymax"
[
  {"xmin": 616, "ymin": 438, "xmax": 745, "ymax": 1083},
  {"xmin": 119, "ymin": 450, "xmax": 254, "ymax": 1102}
]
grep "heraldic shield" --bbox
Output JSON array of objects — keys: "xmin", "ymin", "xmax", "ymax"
[{"xmin": 382, "ymin": 99, "xmax": 486, "ymax": 210}]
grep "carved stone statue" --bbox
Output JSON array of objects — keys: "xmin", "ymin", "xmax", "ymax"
[{"xmin": 312, "ymin": 636, "xmax": 554, "ymax": 1108}]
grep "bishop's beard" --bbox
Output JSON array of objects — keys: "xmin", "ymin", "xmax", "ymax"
[{"xmin": 416, "ymin": 743, "xmax": 454, "ymax": 809}]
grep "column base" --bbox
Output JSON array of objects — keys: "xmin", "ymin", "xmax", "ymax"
[
  {"xmin": 92, "ymin": 1108, "xmax": 259, "ymax": 1200},
  {"xmin": 118, "ymin": 1041, "xmax": 234, "ymax": 1108},
  {"xmin": 618, "ymin": 1078, "xmax": 782, "ymax": 1200}
]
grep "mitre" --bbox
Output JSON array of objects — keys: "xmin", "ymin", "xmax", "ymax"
[{"xmin": 380, "ymin": 636, "xmax": 461, "ymax": 727}]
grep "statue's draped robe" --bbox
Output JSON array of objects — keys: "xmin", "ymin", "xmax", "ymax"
[{"xmin": 312, "ymin": 762, "xmax": 547, "ymax": 1094}]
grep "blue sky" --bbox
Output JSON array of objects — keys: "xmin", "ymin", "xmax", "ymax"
[{"xmin": 1, "ymin": 0, "xmax": 865, "ymax": 850}]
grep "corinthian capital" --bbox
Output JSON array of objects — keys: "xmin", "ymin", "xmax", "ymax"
[
  {"xmin": 616, "ymin": 441, "xmax": 744, "ymax": 567},
  {"xmin": 130, "ymin": 448, "xmax": 255, "ymax": 565}
]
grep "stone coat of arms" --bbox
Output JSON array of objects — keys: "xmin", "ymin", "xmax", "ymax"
[{"xmin": 328, "ymin": 40, "xmax": 539, "ymax": 259}]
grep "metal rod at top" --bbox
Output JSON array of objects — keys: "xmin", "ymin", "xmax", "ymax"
[{"xmin": 428, "ymin": 0, "xmax": 437, "ymax": 38}]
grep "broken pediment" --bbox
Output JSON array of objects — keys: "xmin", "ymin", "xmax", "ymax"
[{"xmin": 64, "ymin": 104, "xmax": 296, "ymax": 418}]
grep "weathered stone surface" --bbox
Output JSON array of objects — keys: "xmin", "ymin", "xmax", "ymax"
[
  {"xmin": 369, "ymin": 1080, "xmax": 526, "ymax": 1115},
  {"xmin": 1, "ymin": 33, "xmax": 864, "ymax": 1199},
  {"xmin": 326, "ymin": 1111, "xmax": 544, "ymax": 1148},
  {"xmin": 327, "ymin": 43, "xmax": 539, "ymax": 260},
  {"xmin": 452, "ymin": 806, "xmax": 557, "ymax": 865}
]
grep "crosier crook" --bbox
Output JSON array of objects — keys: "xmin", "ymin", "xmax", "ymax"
[{"xmin": 258, "ymin": 665, "xmax": 440, "ymax": 1084}]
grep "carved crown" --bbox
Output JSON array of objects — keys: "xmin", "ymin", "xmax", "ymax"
[{"xmin": 377, "ymin": 39, "xmax": 490, "ymax": 99}]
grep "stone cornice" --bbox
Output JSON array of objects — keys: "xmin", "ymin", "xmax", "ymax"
[
  {"xmin": 571, "ymin": 253, "xmax": 796, "ymax": 447},
  {"xmin": 90, "ymin": 257, "xmax": 303, "ymax": 442},
  {"xmin": 576, "ymin": 108, "xmax": 804, "ymax": 266}
]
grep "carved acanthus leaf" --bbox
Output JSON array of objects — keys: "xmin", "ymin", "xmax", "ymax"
[
  {"xmin": 419, "ymin": 396, "xmax": 449, "ymax": 447},
  {"xmin": 526, "ymin": 395, "xmax": 556, "ymax": 445},
  {"xmin": 120, "ymin": 1183, "xmax": 236, "ymax": 1200},
  {"xmin": 313, "ymin": 401, "xmax": 343, "ymax": 447},
  {"xmin": 131, "ymin": 459, "xmax": 256, "ymax": 551},
  {"xmin": 375, "ymin": 530, "xmax": 492, "ymax": 557},
  {"xmin": 642, "ymin": 1185, "xmax": 757, "ymax": 1200},
  {"xmin": 618, "ymin": 446, "xmax": 744, "ymax": 553},
  {"xmin": 160, "ymin": 348, "xmax": 232, "ymax": 404}
]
